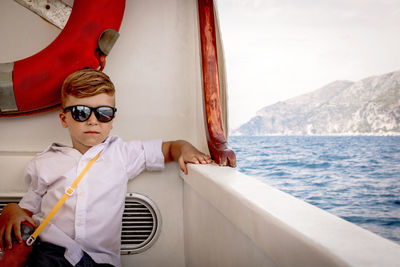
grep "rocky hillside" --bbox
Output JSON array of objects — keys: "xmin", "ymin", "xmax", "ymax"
[{"xmin": 233, "ymin": 70, "xmax": 400, "ymax": 135}]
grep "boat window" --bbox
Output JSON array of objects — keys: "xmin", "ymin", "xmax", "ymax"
[
  {"xmin": 215, "ymin": 0, "xmax": 400, "ymax": 132},
  {"xmin": 215, "ymin": 0, "xmax": 400, "ymax": 244}
]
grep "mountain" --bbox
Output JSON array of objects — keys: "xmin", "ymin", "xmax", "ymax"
[{"xmin": 232, "ymin": 70, "xmax": 400, "ymax": 136}]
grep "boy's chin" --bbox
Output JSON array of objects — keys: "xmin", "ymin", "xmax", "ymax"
[{"xmin": 81, "ymin": 136, "xmax": 105, "ymax": 147}]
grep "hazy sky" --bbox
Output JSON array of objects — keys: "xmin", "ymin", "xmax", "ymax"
[{"xmin": 216, "ymin": 0, "xmax": 400, "ymax": 130}]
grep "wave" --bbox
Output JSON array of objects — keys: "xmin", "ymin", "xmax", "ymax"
[{"xmin": 230, "ymin": 136, "xmax": 400, "ymax": 244}]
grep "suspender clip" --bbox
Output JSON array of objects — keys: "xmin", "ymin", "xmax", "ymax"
[
  {"xmin": 65, "ymin": 187, "xmax": 75, "ymax": 196},
  {"xmin": 26, "ymin": 236, "xmax": 36, "ymax": 246}
]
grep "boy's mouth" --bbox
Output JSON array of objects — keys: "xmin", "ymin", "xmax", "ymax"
[{"xmin": 84, "ymin": 131, "xmax": 100, "ymax": 135}]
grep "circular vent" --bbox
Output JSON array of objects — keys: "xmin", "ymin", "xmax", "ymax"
[{"xmin": 121, "ymin": 193, "xmax": 161, "ymax": 254}]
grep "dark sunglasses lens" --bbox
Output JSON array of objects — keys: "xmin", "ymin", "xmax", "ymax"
[
  {"xmin": 71, "ymin": 106, "xmax": 91, "ymax": 122},
  {"xmin": 96, "ymin": 107, "xmax": 115, "ymax": 122}
]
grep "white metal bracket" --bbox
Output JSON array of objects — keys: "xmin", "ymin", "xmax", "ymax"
[{"xmin": 14, "ymin": 0, "xmax": 72, "ymax": 29}]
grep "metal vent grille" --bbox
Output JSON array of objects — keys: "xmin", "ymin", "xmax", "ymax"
[
  {"xmin": 0, "ymin": 193, "xmax": 161, "ymax": 255},
  {"xmin": 121, "ymin": 193, "xmax": 161, "ymax": 254}
]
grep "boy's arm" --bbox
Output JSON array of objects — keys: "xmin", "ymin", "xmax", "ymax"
[
  {"xmin": 162, "ymin": 140, "xmax": 212, "ymax": 174},
  {"xmin": 0, "ymin": 203, "xmax": 36, "ymax": 250}
]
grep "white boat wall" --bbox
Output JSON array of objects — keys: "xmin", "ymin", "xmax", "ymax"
[{"xmin": 1, "ymin": 1, "xmax": 400, "ymax": 267}]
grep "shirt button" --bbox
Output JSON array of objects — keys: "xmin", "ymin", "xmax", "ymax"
[
  {"xmin": 79, "ymin": 192, "xmax": 85, "ymax": 197},
  {"xmin": 76, "ymin": 221, "xmax": 83, "ymax": 227}
]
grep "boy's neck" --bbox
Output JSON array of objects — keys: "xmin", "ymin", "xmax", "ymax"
[
  {"xmin": 74, "ymin": 145, "xmax": 91, "ymax": 155},
  {"xmin": 71, "ymin": 137, "xmax": 108, "ymax": 154},
  {"xmin": 71, "ymin": 139, "xmax": 93, "ymax": 154}
]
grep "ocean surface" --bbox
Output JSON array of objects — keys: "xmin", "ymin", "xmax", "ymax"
[{"xmin": 230, "ymin": 136, "xmax": 400, "ymax": 244}]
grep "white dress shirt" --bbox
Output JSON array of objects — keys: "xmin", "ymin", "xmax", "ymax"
[{"xmin": 19, "ymin": 136, "xmax": 164, "ymax": 266}]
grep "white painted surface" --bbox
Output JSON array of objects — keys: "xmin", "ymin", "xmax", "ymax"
[
  {"xmin": 123, "ymin": 163, "xmax": 186, "ymax": 267},
  {"xmin": 182, "ymin": 164, "xmax": 400, "ymax": 267},
  {"xmin": 184, "ymin": 183, "xmax": 278, "ymax": 267},
  {"xmin": 0, "ymin": 1, "xmax": 205, "ymax": 266},
  {"xmin": 0, "ymin": 0, "xmax": 208, "ymax": 153}
]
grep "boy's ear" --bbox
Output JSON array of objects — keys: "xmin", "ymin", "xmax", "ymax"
[{"xmin": 59, "ymin": 110, "xmax": 68, "ymax": 128}]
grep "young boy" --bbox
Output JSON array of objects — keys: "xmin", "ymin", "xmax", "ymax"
[{"xmin": 0, "ymin": 69, "xmax": 212, "ymax": 266}]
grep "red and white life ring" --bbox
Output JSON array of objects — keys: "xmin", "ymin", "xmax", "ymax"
[{"xmin": 0, "ymin": 0, "xmax": 125, "ymax": 116}]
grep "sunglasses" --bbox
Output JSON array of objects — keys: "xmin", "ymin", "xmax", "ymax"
[{"xmin": 63, "ymin": 105, "xmax": 117, "ymax": 123}]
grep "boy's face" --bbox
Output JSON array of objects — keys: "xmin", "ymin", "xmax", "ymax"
[{"xmin": 59, "ymin": 93, "xmax": 115, "ymax": 154}]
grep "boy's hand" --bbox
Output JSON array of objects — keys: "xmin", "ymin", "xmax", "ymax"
[
  {"xmin": 0, "ymin": 203, "xmax": 35, "ymax": 250},
  {"xmin": 163, "ymin": 140, "xmax": 212, "ymax": 174},
  {"xmin": 178, "ymin": 142, "xmax": 213, "ymax": 174}
]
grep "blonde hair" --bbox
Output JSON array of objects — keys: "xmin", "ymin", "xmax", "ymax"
[{"xmin": 61, "ymin": 68, "xmax": 115, "ymax": 107}]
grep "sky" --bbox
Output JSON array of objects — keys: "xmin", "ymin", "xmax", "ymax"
[{"xmin": 215, "ymin": 0, "xmax": 400, "ymax": 130}]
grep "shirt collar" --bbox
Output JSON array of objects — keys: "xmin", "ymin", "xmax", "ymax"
[{"xmin": 47, "ymin": 136, "xmax": 112, "ymax": 160}]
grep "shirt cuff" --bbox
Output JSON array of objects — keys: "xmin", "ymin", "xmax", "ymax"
[{"xmin": 143, "ymin": 139, "xmax": 164, "ymax": 171}]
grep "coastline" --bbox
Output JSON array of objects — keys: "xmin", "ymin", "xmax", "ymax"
[{"xmin": 230, "ymin": 132, "xmax": 400, "ymax": 137}]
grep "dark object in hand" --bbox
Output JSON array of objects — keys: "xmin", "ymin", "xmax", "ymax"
[{"xmin": 11, "ymin": 221, "xmax": 35, "ymax": 242}]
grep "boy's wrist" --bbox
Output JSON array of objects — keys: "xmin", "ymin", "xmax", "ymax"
[{"xmin": 21, "ymin": 208, "xmax": 33, "ymax": 217}]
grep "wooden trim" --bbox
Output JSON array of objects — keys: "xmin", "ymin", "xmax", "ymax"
[{"xmin": 198, "ymin": 0, "xmax": 236, "ymax": 167}]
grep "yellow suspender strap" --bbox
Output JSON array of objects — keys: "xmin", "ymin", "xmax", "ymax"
[{"xmin": 26, "ymin": 151, "xmax": 102, "ymax": 246}]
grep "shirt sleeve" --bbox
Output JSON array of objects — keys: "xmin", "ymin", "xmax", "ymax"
[
  {"xmin": 142, "ymin": 139, "xmax": 164, "ymax": 171},
  {"xmin": 19, "ymin": 159, "xmax": 47, "ymax": 214},
  {"xmin": 122, "ymin": 139, "xmax": 165, "ymax": 180}
]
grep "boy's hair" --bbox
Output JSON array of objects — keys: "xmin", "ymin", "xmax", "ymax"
[{"xmin": 61, "ymin": 68, "xmax": 115, "ymax": 107}]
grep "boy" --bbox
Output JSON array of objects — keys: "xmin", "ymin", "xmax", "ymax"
[{"xmin": 0, "ymin": 68, "xmax": 212, "ymax": 266}]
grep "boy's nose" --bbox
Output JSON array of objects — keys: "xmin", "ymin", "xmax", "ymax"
[{"xmin": 87, "ymin": 112, "xmax": 98, "ymax": 125}]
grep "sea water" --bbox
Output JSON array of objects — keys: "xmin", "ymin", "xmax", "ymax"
[{"xmin": 230, "ymin": 136, "xmax": 400, "ymax": 244}]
